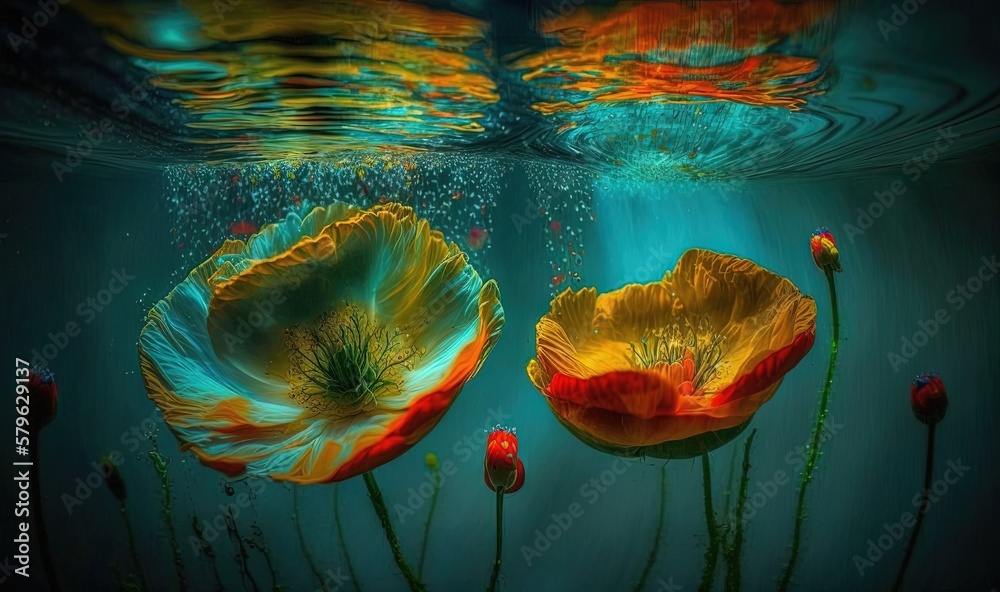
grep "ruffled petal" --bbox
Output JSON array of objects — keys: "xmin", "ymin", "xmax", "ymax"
[
  {"xmin": 140, "ymin": 202, "xmax": 502, "ymax": 484},
  {"xmin": 139, "ymin": 243, "xmax": 316, "ymax": 476},
  {"xmin": 528, "ymin": 248, "xmax": 815, "ymax": 452}
]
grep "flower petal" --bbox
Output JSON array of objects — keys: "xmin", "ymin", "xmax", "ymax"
[{"xmin": 140, "ymin": 202, "xmax": 503, "ymax": 484}]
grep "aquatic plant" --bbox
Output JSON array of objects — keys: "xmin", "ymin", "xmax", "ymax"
[
  {"xmin": 723, "ymin": 429, "xmax": 758, "ymax": 592},
  {"xmin": 527, "ymin": 248, "xmax": 816, "ymax": 459},
  {"xmin": 483, "ymin": 427, "xmax": 524, "ymax": 592},
  {"xmin": 22, "ymin": 369, "xmax": 61, "ymax": 592},
  {"xmin": 892, "ymin": 373, "xmax": 949, "ymax": 592},
  {"xmin": 633, "ymin": 466, "xmax": 667, "ymax": 592},
  {"xmin": 190, "ymin": 515, "xmax": 224, "ymax": 592},
  {"xmin": 109, "ymin": 562, "xmax": 142, "ymax": 592},
  {"xmin": 245, "ymin": 522, "xmax": 281, "ymax": 591},
  {"xmin": 99, "ymin": 456, "xmax": 147, "ymax": 591},
  {"xmin": 698, "ymin": 448, "xmax": 721, "ymax": 592},
  {"xmin": 225, "ymin": 508, "xmax": 261, "ymax": 592},
  {"xmin": 779, "ymin": 228, "xmax": 843, "ymax": 591},
  {"xmin": 334, "ymin": 484, "xmax": 361, "ymax": 592},
  {"xmin": 148, "ymin": 440, "xmax": 187, "ymax": 591},
  {"xmin": 139, "ymin": 202, "xmax": 503, "ymax": 590},
  {"xmin": 293, "ymin": 487, "xmax": 326, "ymax": 589},
  {"xmin": 418, "ymin": 453, "xmax": 443, "ymax": 580}
]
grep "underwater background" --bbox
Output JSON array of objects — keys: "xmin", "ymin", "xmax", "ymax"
[{"xmin": 1, "ymin": 1, "xmax": 999, "ymax": 591}]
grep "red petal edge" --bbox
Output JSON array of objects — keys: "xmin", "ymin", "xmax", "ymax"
[{"xmin": 711, "ymin": 330, "xmax": 816, "ymax": 408}]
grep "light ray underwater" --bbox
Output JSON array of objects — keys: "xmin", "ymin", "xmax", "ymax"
[{"xmin": 1, "ymin": 1, "xmax": 999, "ymax": 591}]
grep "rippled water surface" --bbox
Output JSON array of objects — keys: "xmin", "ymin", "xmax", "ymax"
[{"xmin": 0, "ymin": 1, "xmax": 998, "ymax": 592}]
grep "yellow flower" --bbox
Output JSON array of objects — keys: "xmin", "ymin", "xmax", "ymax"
[
  {"xmin": 527, "ymin": 249, "xmax": 816, "ymax": 458},
  {"xmin": 139, "ymin": 203, "xmax": 503, "ymax": 484}
]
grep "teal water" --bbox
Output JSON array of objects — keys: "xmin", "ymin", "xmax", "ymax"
[{"xmin": 1, "ymin": 1, "xmax": 999, "ymax": 591}]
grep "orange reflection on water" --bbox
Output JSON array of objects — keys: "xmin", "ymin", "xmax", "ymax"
[
  {"xmin": 510, "ymin": 0, "xmax": 836, "ymax": 113},
  {"xmin": 71, "ymin": 0, "xmax": 499, "ymax": 157}
]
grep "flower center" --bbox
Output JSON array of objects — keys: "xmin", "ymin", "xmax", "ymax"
[
  {"xmin": 284, "ymin": 303, "xmax": 422, "ymax": 418},
  {"xmin": 628, "ymin": 316, "xmax": 726, "ymax": 391}
]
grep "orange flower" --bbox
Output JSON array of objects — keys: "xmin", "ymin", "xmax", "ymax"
[
  {"xmin": 139, "ymin": 203, "xmax": 503, "ymax": 484},
  {"xmin": 484, "ymin": 427, "xmax": 524, "ymax": 494},
  {"xmin": 527, "ymin": 249, "xmax": 816, "ymax": 458}
]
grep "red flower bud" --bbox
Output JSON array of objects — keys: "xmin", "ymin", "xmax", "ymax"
[
  {"xmin": 484, "ymin": 427, "xmax": 524, "ymax": 494},
  {"xmin": 810, "ymin": 227, "xmax": 842, "ymax": 272},
  {"xmin": 910, "ymin": 373, "xmax": 947, "ymax": 425},
  {"xmin": 27, "ymin": 370, "xmax": 58, "ymax": 430}
]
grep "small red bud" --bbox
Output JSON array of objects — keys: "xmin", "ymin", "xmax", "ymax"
[
  {"xmin": 484, "ymin": 427, "xmax": 524, "ymax": 494},
  {"xmin": 910, "ymin": 373, "xmax": 948, "ymax": 425}
]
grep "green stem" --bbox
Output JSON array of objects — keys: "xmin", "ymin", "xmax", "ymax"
[
  {"xmin": 191, "ymin": 515, "xmax": 224, "ymax": 592},
  {"xmin": 778, "ymin": 269, "xmax": 839, "ymax": 592},
  {"xmin": 294, "ymin": 487, "xmax": 326, "ymax": 589},
  {"xmin": 720, "ymin": 443, "xmax": 740, "ymax": 523},
  {"xmin": 28, "ymin": 434, "xmax": 61, "ymax": 592},
  {"xmin": 418, "ymin": 468, "xmax": 443, "ymax": 579},
  {"xmin": 335, "ymin": 484, "xmax": 361, "ymax": 592},
  {"xmin": 121, "ymin": 504, "xmax": 148, "ymax": 591},
  {"xmin": 249, "ymin": 524, "xmax": 280, "ymax": 592},
  {"xmin": 362, "ymin": 472, "xmax": 426, "ymax": 592},
  {"xmin": 698, "ymin": 452, "xmax": 720, "ymax": 592},
  {"xmin": 487, "ymin": 489, "xmax": 504, "ymax": 592},
  {"xmin": 891, "ymin": 422, "xmax": 936, "ymax": 592},
  {"xmin": 634, "ymin": 467, "xmax": 667, "ymax": 592},
  {"xmin": 724, "ymin": 429, "xmax": 757, "ymax": 592},
  {"xmin": 150, "ymin": 443, "xmax": 187, "ymax": 592},
  {"xmin": 225, "ymin": 509, "xmax": 261, "ymax": 592}
]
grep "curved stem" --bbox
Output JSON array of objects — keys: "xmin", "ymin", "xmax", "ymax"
[
  {"xmin": 724, "ymin": 429, "xmax": 757, "ymax": 592},
  {"xmin": 779, "ymin": 269, "xmax": 839, "ymax": 592},
  {"xmin": 122, "ymin": 504, "xmax": 148, "ymax": 591},
  {"xmin": 150, "ymin": 443, "xmax": 187, "ymax": 592},
  {"xmin": 634, "ymin": 467, "xmax": 667, "ymax": 592},
  {"xmin": 225, "ymin": 508, "xmax": 261, "ymax": 592},
  {"xmin": 418, "ymin": 468, "xmax": 443, "ymax": 579},
  {"xmin": 488, "ymin": 489, "xmax": 505, "ymax": 592},
  {"xmin": 362, "ymin": 472, "xmax": 426, "ymax": 592},
  {"xmin": 891, "ymin": 423, "xmax": 936, "ymax": 592},
  {"xmin": 28, "ymin": 435, "xmax": 61, "ymax": 592},
  {"xmin": 294, "ymin": 487, "xmax": 326, "ymax": 589},
  {"xmin": 698, "ymin": 452, "xmax": 719, "ymax": 592},
  {"xmin": 335, "ymin": 484, "xmax": 361, "ymax": 592}
]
